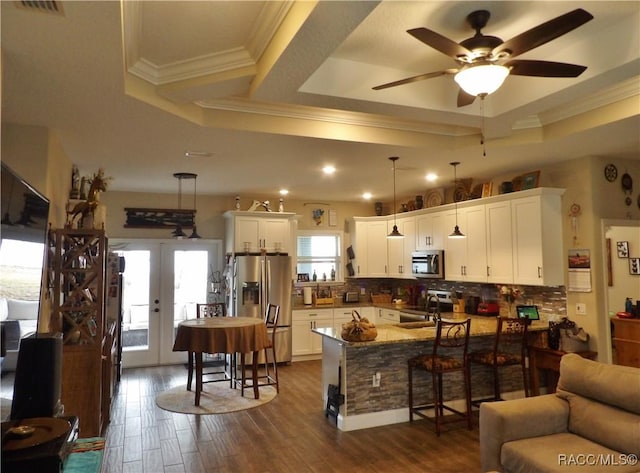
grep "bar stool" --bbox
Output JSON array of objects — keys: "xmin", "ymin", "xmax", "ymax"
[
  {"xmin": 468, "ymin": 316, "xmax": 529, "ymax": 404},
  {"xmin": 239, "ymin": 303, "xmax": 280, "ymax": 396},
  {"xmin": 187, "ymin": 303, "xmax": 229, "ymax": 391},
  {"xmin": 408, "ymin": 317, "xmax": 472, "ymax": 436}
]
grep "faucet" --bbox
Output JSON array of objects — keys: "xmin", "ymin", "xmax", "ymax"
[{"xmin": 426, "ymin": 294, "xmax": 441, "ymax": 321}]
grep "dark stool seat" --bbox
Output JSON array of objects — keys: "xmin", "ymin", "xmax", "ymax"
[{"xmin": 408, "ymin": 317, "xmax": 472, "ymax": 436}]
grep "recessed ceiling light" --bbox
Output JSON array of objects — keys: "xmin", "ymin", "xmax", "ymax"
[
  {"xmin": 279, "ymin": 189, "xmax": 289, "ymax": 196},
  {"xmin": 322, "ymin": 165, "xmax": 336, "ymax": 175},
  {"xmin": 426, "ymin": 173, "xmax": 438, "ymax": 182},
  {"xmin": 362, "ymin": 192, "xmax": 372, "ymax": 200},
  {"xmin": 184, "ymin": 150, "xmax": 212, "ymax": 158}
]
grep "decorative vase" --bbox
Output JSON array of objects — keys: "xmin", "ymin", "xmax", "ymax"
[
  {"xmin": 415, "ymin": 195, "xmax": 424, "ymax": 209},
  {"xmin": 374, "ymin": 202, "xmax": 383, "ymax": 216}
]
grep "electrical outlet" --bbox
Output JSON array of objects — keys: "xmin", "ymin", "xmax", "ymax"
[
  {"xmin": 372, "ymin": 372, "xmax": 381, "ymax": 387},
  {"xmin": 576, "ymin": 303, "xmax": 586, "ymax": 315}
]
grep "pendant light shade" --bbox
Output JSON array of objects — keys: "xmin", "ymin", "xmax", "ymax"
[
  {"xmin": 448, "ymin": 162, "xmax": 466, "ymax": 239},
  {"xmin": 387, "ymin": 156, "xmax": 404, "ymax": 239}
]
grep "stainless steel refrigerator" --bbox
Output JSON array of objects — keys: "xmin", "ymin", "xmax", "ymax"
[{"xmin": 226, "ymin": 253, "xmax": 292, "ymax": 363}]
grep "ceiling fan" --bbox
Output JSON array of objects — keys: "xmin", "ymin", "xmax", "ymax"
[{"xmin": 373, "ymin": 8, "xmax": 594, "ymax": 107}]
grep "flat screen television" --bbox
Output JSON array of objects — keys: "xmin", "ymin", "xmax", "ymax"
[{"xmin": 0, "ymin": 163, "xmax": 50, "ymax": 330}]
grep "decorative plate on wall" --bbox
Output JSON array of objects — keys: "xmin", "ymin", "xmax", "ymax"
[
  {"xmin": 425, "ymin": 189, "xmax": 443, "ymax": 208},
  {"xmin": 604, "ymin": 163, "xmax": 618, "ymax": 182}
]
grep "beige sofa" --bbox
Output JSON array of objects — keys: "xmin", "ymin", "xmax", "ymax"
[{"xmin": 480, "ymin": 353, "xmax": 640, "ymax": 473}]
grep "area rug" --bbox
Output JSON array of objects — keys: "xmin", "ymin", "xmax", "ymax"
[
  {"xmin": 156, "ymin": 384, "xmax": 277, "ymax": 415},
  {"xmin": 65, "ymin": 437, "xmax": 105, "ymax": 473}
]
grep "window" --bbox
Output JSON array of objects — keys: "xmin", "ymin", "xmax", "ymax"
[{"xmin": 297, "ymin": 231, "xmax": 341, "ymax": 282}]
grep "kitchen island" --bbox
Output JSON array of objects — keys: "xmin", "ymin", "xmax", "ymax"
[{"xmin": 313, "ymin": 314, "xmax": 546, "ymax": 431}]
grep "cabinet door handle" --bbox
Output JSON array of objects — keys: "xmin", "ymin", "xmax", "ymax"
[
  {"xmin": 486, "ymin": 266, "xmax": 490, "ymax": 277},
  {"xmin": 538, "ymin": 266, "xmax": 542, "ymax": 278}
]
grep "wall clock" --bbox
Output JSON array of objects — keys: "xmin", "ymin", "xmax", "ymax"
[{"xmin": 604, "ymin": 163, "xmax": 617, "ymax": 182}]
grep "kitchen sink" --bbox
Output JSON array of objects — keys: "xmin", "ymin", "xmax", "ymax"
[{"xmin": 394, "ymin": 321, "xmax": 435, "ymax": 330}]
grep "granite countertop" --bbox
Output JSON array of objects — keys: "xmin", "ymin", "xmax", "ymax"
[{"xmin": 313, "ymin": 312, "xmax": 547, "ymax": 347}]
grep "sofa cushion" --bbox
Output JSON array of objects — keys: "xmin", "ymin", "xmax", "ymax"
[
  {"xmin": 6, "ymin": 299, "xmax": 39, "ymax": 320},
  {"xmin": 558, "ymin": 353, "xmax": 640, "ymax": 415},
  {"xmin": 503, "ymin": 432, "xmax": 640, "ymax": 473},
  {"xmin": 0, "ymin": 298, "xmax": 8, "ymax": 321},
  {"xmin": 556, "ymin": 390, "xmax": 640, "ymax": 456}
]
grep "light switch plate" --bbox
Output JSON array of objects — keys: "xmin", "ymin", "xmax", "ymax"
[{"xmin": 576, "ymin": 303, "xmax": 586, "ymax": 315}]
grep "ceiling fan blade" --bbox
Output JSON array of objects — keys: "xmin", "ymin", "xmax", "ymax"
[
  {"xmin": 493, "ymin": 8, "xmax": 593, "ymax": 58},
  {"xmin": 408, "ymin": 27, "xmax": 472, "ymax": 59},
  {"xmin": 372, "ymin": 69, "xmax": 456, "ymax": 90},
  {"xmin": 506, "ymin": 60, "xmax": 587, "ymax": 77},
  {"xmin": 457, "ymin": 89, "xmax": 476, "ymax": 107}
]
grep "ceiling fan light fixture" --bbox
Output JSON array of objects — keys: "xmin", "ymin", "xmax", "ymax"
[{"xmin": 454, "ymin": 63, "xmax": 509, "ymax": 96}]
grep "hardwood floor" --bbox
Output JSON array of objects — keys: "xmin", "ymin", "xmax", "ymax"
[{"xmin": 102, "ymin": 360, "xmax": 481, "ymax": 473}]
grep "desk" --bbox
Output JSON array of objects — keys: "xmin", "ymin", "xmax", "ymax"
[
  {"xmin": 529, "ymin": 346, "xmax": 597, "ymax": 395},
  {"xmin": 173, "ymin": 317, "xmax": 269, "ymax": 405}
]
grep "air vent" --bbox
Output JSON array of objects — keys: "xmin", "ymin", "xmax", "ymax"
[{"xmin": 15, "ymin": 1, "xmax": 64, "ymax": 15}]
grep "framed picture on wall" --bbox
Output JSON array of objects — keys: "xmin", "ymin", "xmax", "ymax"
[
  {"xmin": 617, "ymin": 241, "xmax": 629, "ymax": 258},
  {"xmin": 629, "ymin": 258, "xmax": 640, "ymax": 275},
  {"xmin": 521, "ymin": 170, "xmax": 540, "ymax": 190}
]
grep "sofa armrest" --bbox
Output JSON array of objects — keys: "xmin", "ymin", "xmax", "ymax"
[{"xmin": 480, "ymin": 394, "xmax": 569, "ymax": 473}]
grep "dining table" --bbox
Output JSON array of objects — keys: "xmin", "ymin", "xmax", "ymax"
[{"xmin": 172, "ymin": 316, "xmax": 270, "ymax": 405}]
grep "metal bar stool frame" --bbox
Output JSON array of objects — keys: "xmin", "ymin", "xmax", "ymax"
[
  {"xmin": 468, "ymin": 315, "xmax": 529, "ymax": 405},
  {"xmin": 408, "ymin": 317, "xmax": 473, "ymax": 436}
]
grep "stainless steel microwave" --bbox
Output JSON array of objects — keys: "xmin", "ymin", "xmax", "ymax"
[{"xmin": 412, "ymin": 250, "xmax": 444, "ymax": 279}]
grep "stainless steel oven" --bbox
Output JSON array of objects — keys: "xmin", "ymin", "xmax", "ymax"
[{"xmin": 411, "ymin": 250, "xmax": 444, "ymax": 279}]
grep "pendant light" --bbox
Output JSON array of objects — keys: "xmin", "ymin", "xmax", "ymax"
[
  {"xmin": 387, "ymin": 156, "xmax": 404, "ymax": 239},
  {"xmin": 172, "ymin": 172, "xmax": 197, "ymax": 239},
  {"xmin": 448, "ymin": 162, "xmax": 466, "ymax": 239},
  {"xmin": 188, "ymin": 174, "xmax": 201, "ymax": 240}
]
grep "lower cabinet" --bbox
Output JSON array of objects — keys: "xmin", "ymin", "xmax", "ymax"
[
  {"xmin": 377, "ymin": 308, "xmax": 400, "ymax": 324},
  {"xmin": 292, "ymin": 308, "xmax": 333, "ymax": 357},
  {"xmin": 292, "ymin": 306, "xmax": 377, "ymax": 358}
]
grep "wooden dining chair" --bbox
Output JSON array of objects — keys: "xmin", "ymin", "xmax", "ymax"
[{"xmin": 186, "ymin": 303, "xmax": 230, "ymax": 391}]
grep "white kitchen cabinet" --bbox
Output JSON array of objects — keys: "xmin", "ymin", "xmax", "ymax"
[
  {"xmin": 416, "ymin": 211, "xmax": 446, "ymax": 250},
  {"xmin": 292, "ymin": 308, "xmax": 333, "ymax": 356},
  {"xmin": 511, "ymin": 193, "xmax": 564, "ymax": 286},
  {"xmin": 444, "ymin": 205, "xmax": 487, "ymax": 282},
  {"xmin": 387, "ymin": 216, "xmax": 415, "ymax": 278},
  {"xmin": 358, "ymin": 306, "xmax": 376, "ymax": 324},
  {"xmin": 351, "ymin": 218, "xmax": 389, "ymax": 277},
  {"xmin": 377, "ymin": 308, "xmax": 400, "ymax": 324},
  {"xmin": 224, "ymin": 211, "xmax": 295, "ymax": 254},
  {"xmin": 332, "ymin": 307, "xmax": 360, "ymax": 333},
  {"xmin": 485, "ymin": 200, "xmax": 514, "ymax": 283}
]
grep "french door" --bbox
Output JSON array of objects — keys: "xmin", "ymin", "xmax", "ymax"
[{"xmin": 111, "ymin": 239, "xmax": 222, "ymax": 367}]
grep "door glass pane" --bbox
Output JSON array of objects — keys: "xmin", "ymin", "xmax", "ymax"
[
  {"xmin": 119, "ymin": 250, "xmax": 150, "ymax": 350},
  {"xmin": 173, "ymin": 250, "xmax": 208, "ymax": 337}
]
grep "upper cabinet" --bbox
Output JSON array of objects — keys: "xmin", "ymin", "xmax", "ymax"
[
  {"xmin": 350, "ymin": 188, "xmax": 565, "ymax": 286},
  {"xmin": 416, "ymin": 211, "xmax": 446, "ymax": 250},
  {"xmin": 387, "ymin": 216, "xmax": 415, "ymax": 278},
  {"xmin": 511, "ymin": 193, "xmax": 564, "ymax": 286},
  {"xmin": 444, "ymin": 205, "xmax": 487, "ymax": 281},
  {"xmin": 485, "ymin": 201, "xmax": 514, "ymax": 284},
  {"xmin": 224, "ymin": 211, "xmax": 296, "ymax": 254},
  {"xmin": 352, "ymin": 218, "xmax": 388, "ymax": 277}
]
